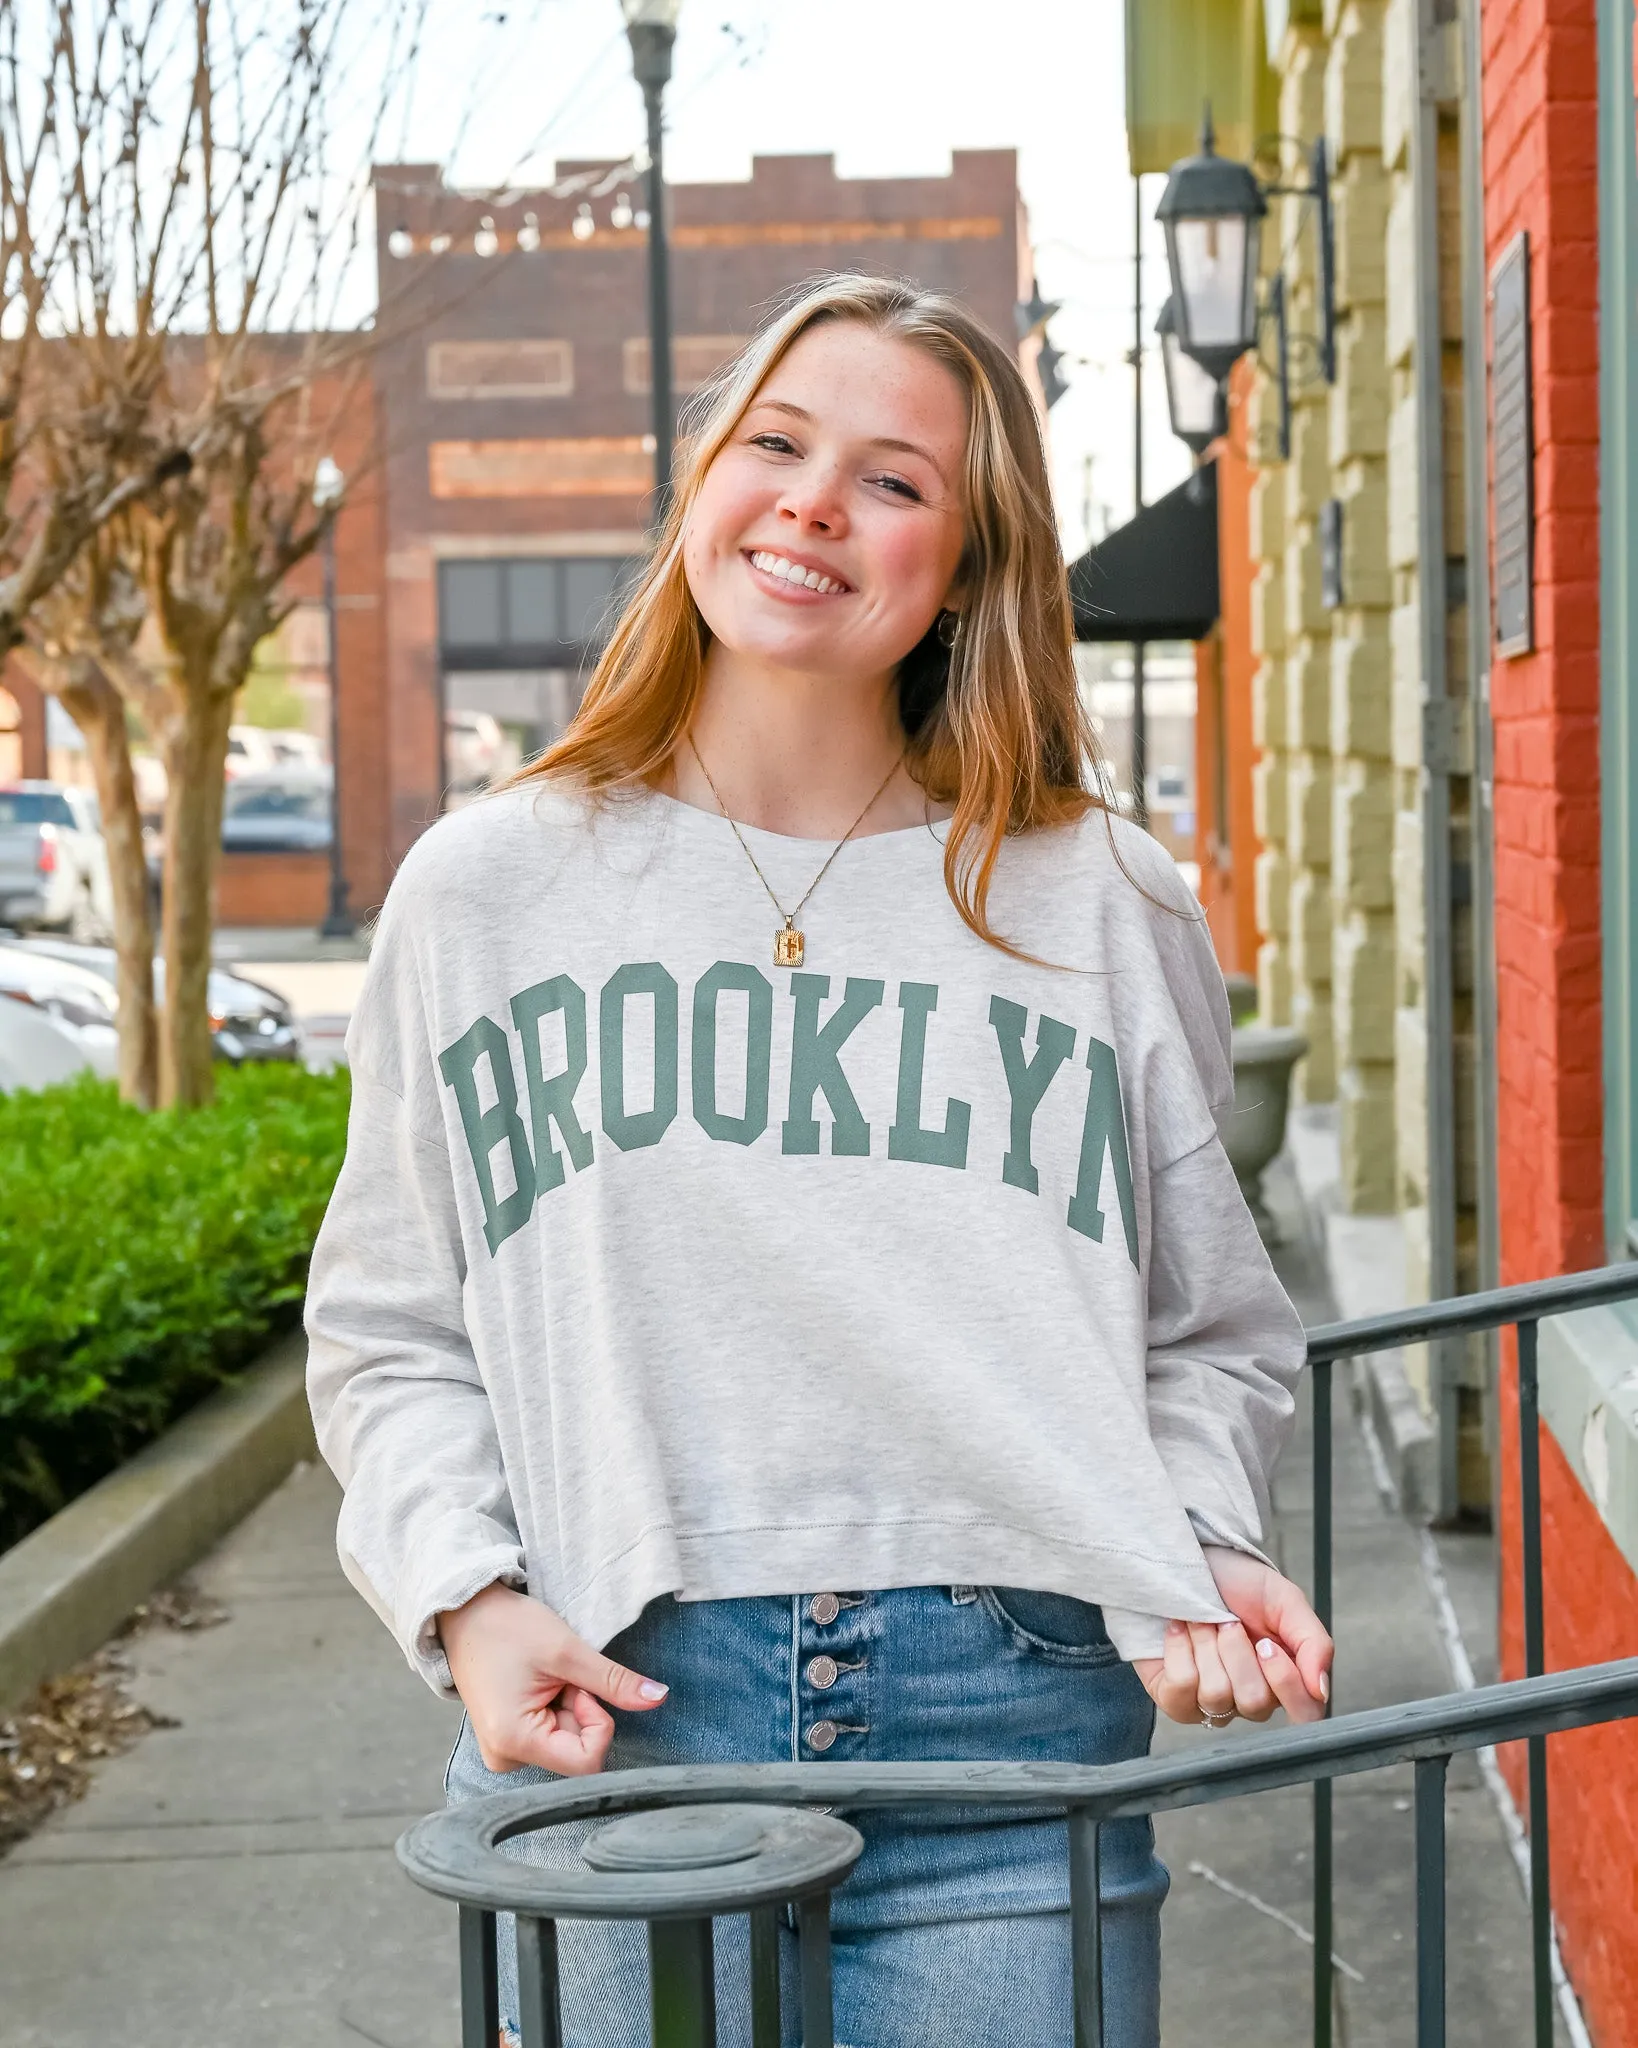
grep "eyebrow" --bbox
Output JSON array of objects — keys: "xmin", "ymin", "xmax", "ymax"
[{"xmin": 751, "ymin": 399, "xmax": 949, "ymax": 484}]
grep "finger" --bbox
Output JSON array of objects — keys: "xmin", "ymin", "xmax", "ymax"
[
  {"xmin": 1260, "ymin": 1581, "xmax": 1334, "ymax": 1706},
  {"xmin": 1188, "ymin": 1622, "xmax": 1236, "ymax": 1719},
  {"xmin": 554, "ymin": 1635, "xmax": 670, "ymax": 1713},
  {"xmin": 1255, "ymin": 1634, "xmax": 1326, "ymax": 1724},
  {"xmin": 1216, "ymin": 1621, "xmax": 1276, "ymax": 1722},
  {"xmin": 517, "ymin": 1689, "xmax": 618, "ymax": 1775},
  {"xmin": 1149, "ymin": 1620, "xmax": 1201, "ymax": 1723}
]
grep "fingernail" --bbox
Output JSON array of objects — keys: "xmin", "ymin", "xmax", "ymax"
[
  {"xmin": 1257, "ymin": 1637, "xmax": 1276, "ymax": 1661},
  {"xmin": 1319, "ymin": 1673, "xmax": 1330, "ymax": 1703},
  {"xmin": 1166, "ymin": 1619, "xmax": 1185, "ymax": 1635},
  {"xmin": 638, "ymin": 1680, "xmax": 668, "ymax": 1701}
]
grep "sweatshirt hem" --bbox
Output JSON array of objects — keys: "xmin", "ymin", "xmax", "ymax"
[{"xmin": 550, "ymin": 1517, "xmax": 1235, "ymax": 1666}]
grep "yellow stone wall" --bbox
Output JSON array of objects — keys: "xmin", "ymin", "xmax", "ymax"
[
  {"xmin": 1325, "ymin": 0, "xmax": 1396, "ymax": 1209},
  {"xmin": 1277, "ymin": 25, "xmax": 1336, "ymax": 1103}
]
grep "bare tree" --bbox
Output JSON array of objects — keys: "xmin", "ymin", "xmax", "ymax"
[
  {"xmin": 19, "ymin": 0, "xmax": 422, "ymax": 1105},
  {"xmin": 17, "ymin": 532, "xmax": 160, "ymax": 1104}
]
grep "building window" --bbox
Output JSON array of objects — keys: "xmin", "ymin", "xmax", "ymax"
[
  {"xmin": 622, "ymin": 334, "xmax": 745, "ymax": 396},
  {"xmin": 427, "ymin": 339, "xmax": 574, "ymax": 399},
  {"xmin": 437, "ymin": 556, "xmax": 637, "ymax": 665}
]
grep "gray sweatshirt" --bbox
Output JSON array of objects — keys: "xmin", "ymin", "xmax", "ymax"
[{"xmin": 305, "ymin": 782, "xmax": 1306, "ymax": 1698}]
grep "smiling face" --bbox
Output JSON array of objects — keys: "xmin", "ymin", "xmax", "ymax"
[{"xmin": 681, "ymin": 319, "xmax": 970, "ymax": 689}]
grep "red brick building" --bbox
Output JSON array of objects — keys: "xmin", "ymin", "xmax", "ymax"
[
  {"xmin": 357, "ymin": 149, "xmax": 1033, "ymax": 908},
  {"xmin": 1485, "ymin": 0, "xmax": 1638, "ymax": 2032},
  {"xmin": 6, "ymin": 150, "xmax": 1037, "ymax": 925}
]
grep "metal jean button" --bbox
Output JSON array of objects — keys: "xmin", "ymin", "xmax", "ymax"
[
  {"xmin": 805, "ymin": 1719, "xmax": 838, "ymax": 1753},
  {"xmin": 805, "ymin": 1654, "xmax": 839, "ymax": 1689},
  {"xmin": 809, "ymin": 1593, "xmax": 840, "ymax": 1626}
]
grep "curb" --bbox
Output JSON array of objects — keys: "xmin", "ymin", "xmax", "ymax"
[{"xmin": 0, "ymin": 1332, "xmax": 315, "ymax": 1713}]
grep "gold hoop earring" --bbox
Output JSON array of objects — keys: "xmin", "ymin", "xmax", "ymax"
[{"xmin": 936, "ymin": 609, "xmax": 962, "ymax": 649}]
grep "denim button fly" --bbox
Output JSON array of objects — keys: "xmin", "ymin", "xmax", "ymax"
[
  {"xmin": 806, "ymin": 1654, "xmax": 839, "ymax": 1689},
  {"xmin": 809, "ymin": 1593, "xmax": 840, "ymax": 1625},
  {"xmin": 805, "ymin": 1719, "xmax": 838, "ymax": 1752}
]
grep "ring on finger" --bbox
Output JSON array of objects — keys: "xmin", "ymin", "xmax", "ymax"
[{"xmin": 1200, "ymin": 1709, "xmax": 1236, "ymax": 1728}]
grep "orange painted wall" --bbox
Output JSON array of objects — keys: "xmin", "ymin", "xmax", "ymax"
[{"xmin": 1195, "ymin": 359, "xmax": 1260, "ymax": 977}]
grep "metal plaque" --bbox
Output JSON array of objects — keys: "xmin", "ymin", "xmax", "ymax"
[
  {"xmin": 1491, "ymin": 233, "xmax": 1533, "ymax": 657},
  {"xmin": 1320, "ymin": 498, "xmax": 1344, "ymax": 609}
]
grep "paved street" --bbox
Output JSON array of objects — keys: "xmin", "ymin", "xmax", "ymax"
[{"xmin": 0, "ymin": 1153, "xmax": 1565, "ymax": 2047}]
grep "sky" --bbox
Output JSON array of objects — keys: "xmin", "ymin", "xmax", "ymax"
[{"xmin": 391, "ymin": 0, "xmax": 1192, "ymax": 557}]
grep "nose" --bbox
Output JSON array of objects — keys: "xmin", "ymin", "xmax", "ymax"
[{"xmin": 774, "ymin": 461, "xmax": 848, "ymax": 538}]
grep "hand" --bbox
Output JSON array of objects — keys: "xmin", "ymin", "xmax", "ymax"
[
  {"xmin": 437, "ymin": 1582, "xmax": 668, "ymax": 1776},
  {"xmin": 1131, "ymin": 1547, "xmax": 1333, "ymax": 1729}
]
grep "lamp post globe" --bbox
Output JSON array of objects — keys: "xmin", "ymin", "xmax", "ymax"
[
  {"xmin": 1155, "ymin": 110, "xmax": 1265, "ymax": 383},
  {"xmin": 312, "ymin": 453, "xmax": 345, "ymax": 513},
  {"xmin": 1156, "ymin": 296, "xmax": 1227, "ymax": 457}
]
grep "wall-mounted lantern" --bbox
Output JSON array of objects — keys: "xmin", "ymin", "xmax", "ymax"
[
  {"xmin": 1156, "ymin": 109, "xmax": 1337, "ymax": 413},
  {"xmin": 1156, "ymin": 295, "xmax": 1226, "ymax": 458},
  {"xmin": 1155, "ymin": 109, "xmax": 1266, "ymax": 383}
]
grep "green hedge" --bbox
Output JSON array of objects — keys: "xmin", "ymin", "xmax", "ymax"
[{"xmin": 0, "ymin": 1064, "xmax": 350, "ymax": 1551}]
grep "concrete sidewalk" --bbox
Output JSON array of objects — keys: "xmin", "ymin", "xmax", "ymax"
[
  {"xmin": 0, "ymin": 1461, "xmax": 462, "ymax": 2048},
  {"xmin": 0, "ymin": 1157, "xmax": 1564, "ymax": 2047}
]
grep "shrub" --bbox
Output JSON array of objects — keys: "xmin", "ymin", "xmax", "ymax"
[{"xmin": 0, "ymin": 1064, "xmax": 350, "ymax": 1551}]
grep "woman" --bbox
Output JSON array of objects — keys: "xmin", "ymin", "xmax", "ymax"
[{"xmin": 305, "ymin": 273, "xmax": 1331, "ymax": 2047}]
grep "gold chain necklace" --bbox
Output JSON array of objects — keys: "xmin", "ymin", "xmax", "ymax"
[{"xmin": 686, "ymin": 735, "xmax": 905, "ymax": 967}]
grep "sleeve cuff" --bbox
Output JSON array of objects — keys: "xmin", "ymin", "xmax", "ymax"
[
  {"xmin": 1185, "ymin": 1508, "xmax": 1274, "ymax": 1572},
  {"xmin": 405, "ymin": 1552, "xmax": 528, "ymax": 1699}
]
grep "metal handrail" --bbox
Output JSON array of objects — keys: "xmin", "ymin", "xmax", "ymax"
[
  {"xmin": 401, "ymin": 1263, "xmax": 1638, "ymax": 2048},
  {"xmin": 400, "ymin": 1660, "xmax": 1638, "ymax": 2048},
  {"xmin": 1302, "ymin": 1259, "xmax": 1638, "ymax": 2048}
]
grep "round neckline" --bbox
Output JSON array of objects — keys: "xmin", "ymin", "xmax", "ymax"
[{"xmin": 640, "ymin": 781, "xmax": 952, "ymax": 854}]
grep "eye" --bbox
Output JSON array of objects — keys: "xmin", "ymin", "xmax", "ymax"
[
  {"xmin": 748, "ymin": 431, "xmax": 798, "ymax": 456},
  {"xmin": 868, "ymin": 472, "xmax": 923, "ymax": 502}
]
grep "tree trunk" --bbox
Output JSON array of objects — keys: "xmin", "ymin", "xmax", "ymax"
[
  {"xmin": 57, "ymin": 663, "xmax": 158, "ymax": 1108},
  {"xmin": 158, "ymin": 686, "xmax": 234, "ymax": 1109}
]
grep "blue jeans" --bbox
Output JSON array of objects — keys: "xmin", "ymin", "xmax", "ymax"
[{"xmin": 443, "ymin": 1585, "xmax": 1166, "ymax": 2046}]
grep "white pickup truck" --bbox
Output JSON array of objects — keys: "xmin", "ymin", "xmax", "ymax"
[{"xmin": 0, "ymin": 781, "xmax": 114, "ymax": 942}]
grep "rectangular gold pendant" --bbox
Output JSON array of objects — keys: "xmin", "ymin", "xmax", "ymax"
[{"xmin": 774, "ymin": 925, "xmax": 805, "ymax": 967}]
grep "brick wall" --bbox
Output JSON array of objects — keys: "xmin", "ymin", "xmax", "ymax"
[
  {"xmin": 1484, "ymin": 0, "xmax": 1632, "ymax": 2034},
  {"xmin": 1484, "ymin": 0, "xmax": 1605, "ymax": 1287},
  {"xmin": 214, "ymin": 851, "xmax": 331, "ymax": 928}
]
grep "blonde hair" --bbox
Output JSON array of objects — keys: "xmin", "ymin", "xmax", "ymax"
[{"xmin": 513, "ymin": 272, "xmax": 1107, "ymax": 952}]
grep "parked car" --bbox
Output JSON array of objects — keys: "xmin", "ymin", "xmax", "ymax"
[
  {"xmin": 0, "ymin": 992, "xmax": 92, "ymax": 1093},
  {"xmin": 11, "ymin": 937, "xmax": 299, "ymax": 1065},
  {"xmin": 0, "ymin": 781, "xmax": 114, "ymax": 942},
  {"xmin": 264, "ymin": 730, "xmax": 325, "ymax": 770},
  {"xmin": 225, "ymin": 725, "xmax": 279, "ymax": 779},
  {"xmin": 0, "ymin": 942, "xmax": 119, "ymax": 1077},
  {"xmin": 220, "ymin": 767, "xmax": 333, "ymax": 853}
]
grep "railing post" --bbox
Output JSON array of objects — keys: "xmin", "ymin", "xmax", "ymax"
[
  {"xmin": 516, "ymin": 1915, "xmax": 563, "ymax": 2048},
  {"xmin": 1068, "ymin": 1806, "xmax": 1104, "ymax": 2048},
  {"xmin": 1312, "ymin": 1357, "xmax": 1334, "ymax": 2048},
  {"xmin": 1414, "ymin": 1754, "xmax": 1449, "ymax": 2048},
  {"xmin": 1516, "ymin": 1317, "xmax": 1553, "ymax": 2048},
  {"xmin": 459, "ymin": 1905, "xmax": 500, "ymax": 2048},
  {"xmin": 749, "ymin": 1905, "xmax": 781, "ymax": 2048},
  {"xmin": 798, "ymin": 1893, "xmax": 835, "ymax": 2048},
  {"xmin": 650, "ymin": 1918, "xmax": 715, "ymax": 2048}
]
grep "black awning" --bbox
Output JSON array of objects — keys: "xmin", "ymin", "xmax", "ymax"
[{"xmin": 1068, "ymin": 459, "xmax": 1219, "ymax": 642}]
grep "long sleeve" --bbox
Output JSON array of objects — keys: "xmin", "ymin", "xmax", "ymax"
[
  {"xmin": 305, "ymin": 906, "xmax": 527, "ymax": 1696},
  {"xmin": 1141, "ymin": 1129, "xmax": 1307, "ymax": 1562}
]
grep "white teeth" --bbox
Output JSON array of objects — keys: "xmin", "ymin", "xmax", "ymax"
[{"xmin": 750, "ymin": 550, "xmax": 843, "ymax": 595}]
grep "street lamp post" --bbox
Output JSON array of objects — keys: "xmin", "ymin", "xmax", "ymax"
[
  {"xmin": 623, "ymin": 0, "xmax": 681, "ymax": 514},
  {"xmin": 311, "ymin": 454, "xmax": 354, "ymax": 941}
]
